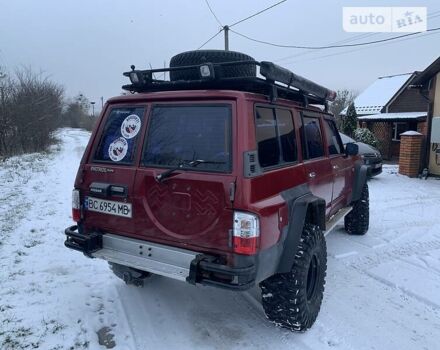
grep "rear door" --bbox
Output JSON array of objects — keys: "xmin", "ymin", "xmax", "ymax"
[
  {"xmin": 132, "ymin": 103, "xmax": 236, "ymax": 252},
  {"xmin": 300, "ymin": 113, "xmax": 334, "ymax": 217},
  {"xmin": 81, "ymin": 104, "xmax": 147, "ymax": 235}
]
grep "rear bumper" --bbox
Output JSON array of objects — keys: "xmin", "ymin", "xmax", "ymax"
[
  {"xmin": 64, "ymin": 226, "xmax": 256, "ymax": 291},
  {"xmin": 64, "ymin": 225, "xmax": 102, "ymax": 257}
]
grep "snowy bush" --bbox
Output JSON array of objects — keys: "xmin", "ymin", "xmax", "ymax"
[{"xmin": 354, "ymin": 128, "xmax": 378, "ymax": 148}]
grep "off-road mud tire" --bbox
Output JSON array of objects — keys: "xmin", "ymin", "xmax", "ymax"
[
  {"xmin": 344, "ymin": 183, "xmax": 369, "ymax": 235},
  {"xmin": 169, "ymin": 50, "xmax": 256, "ymax": 81},
  {"xmin": 260, "ymin": 223, "xmax": 327, "ymax": 332}
]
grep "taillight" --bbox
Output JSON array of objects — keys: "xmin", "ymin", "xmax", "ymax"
[
  {"xmin": 233, "ymin": 212, "xmax": 260, "ymax": 255},
  {"xmin": 72, "ymin": 189, "xmax": 81, "ymax": 222}
]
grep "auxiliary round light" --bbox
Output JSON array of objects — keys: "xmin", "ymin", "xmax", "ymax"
[
  {"xmin": 129, "ymin": 72, "xmax": 140, "ymax": 84},
  {"xmin": 200, "ymin": 65, "xmax": 212, "ymax": 78}
]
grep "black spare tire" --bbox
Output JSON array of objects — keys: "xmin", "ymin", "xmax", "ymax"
[{"xmin": 169, "ymin": 50, "xmax": 256, "ymax": 81}]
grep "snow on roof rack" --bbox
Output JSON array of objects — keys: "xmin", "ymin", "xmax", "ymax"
[{"xmin": 122, "ymin": 60, "xmax": 336, "ymax": 106}]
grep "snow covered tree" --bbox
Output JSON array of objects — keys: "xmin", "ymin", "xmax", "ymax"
[
  {"xmin": 341, "ymin": 102, "xmax": 358, "ymax": 137},
  {"xmin": 354, "ymin": 128, "xmax": 378, "ymax": 148}
]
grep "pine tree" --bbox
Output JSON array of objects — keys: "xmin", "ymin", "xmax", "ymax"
[{"xmin": 342, "ymin": 102, "xmax": 358, "ymax": 137}]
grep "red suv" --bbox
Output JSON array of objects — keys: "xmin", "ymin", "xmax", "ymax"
[{"xmin": 65, "ymin": 50, "xmax": 369, "ymax": 332}]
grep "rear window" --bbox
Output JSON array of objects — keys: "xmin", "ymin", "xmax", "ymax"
[
  {"xmin": 94, "ymin": 107, "xmax": 145, "ymax": 164},
  {"xmin": 142, "ymin": 105, "xmax": 232, "ymax": 172}
]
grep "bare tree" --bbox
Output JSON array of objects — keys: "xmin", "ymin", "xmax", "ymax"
[{"xmin": 0, "ymin": 67, "xmax": 64, "ymax": 156}]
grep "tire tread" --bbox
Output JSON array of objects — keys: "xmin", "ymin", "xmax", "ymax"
[{"xmin": 260, "ymin": 223, "xmax": 327, "ymax": 332}]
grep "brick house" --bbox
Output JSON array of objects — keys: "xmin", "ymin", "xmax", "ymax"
[
  {"xmin": 341, "ymin": 73, "xmax": 428, "ymax": 160},
  {"xmin": 411, "ymin": 56, "xmax": 440, "ymax": 176}
]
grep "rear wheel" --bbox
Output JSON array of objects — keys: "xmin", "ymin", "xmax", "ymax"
[
  {"xmin": 109, "ymin": 263, "xmax": 153, "ymax": 287},
  {"xmin": 169, "ymin": 50, "xmax": 256, "ymax": 81},
  {"xmin": 345, "ymin": 183, "xmax": 369, "ymax": 235},
  {"xmin": 260, "ymin": 223, "xmax": 327, "ymax": 332}
]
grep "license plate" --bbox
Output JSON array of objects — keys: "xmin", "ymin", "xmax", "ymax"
[
  {"xmin": 373, "ymin": 163, "xmax": 382, "ymax": 169},
  {"xmin": 84, "ymin": 196, "xmax": 132, "ymax": 218}
]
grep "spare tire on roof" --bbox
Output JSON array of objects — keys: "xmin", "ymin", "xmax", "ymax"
[{"xmin": 169, "ymin": 50, "xmax": 256, "ymax": 81}]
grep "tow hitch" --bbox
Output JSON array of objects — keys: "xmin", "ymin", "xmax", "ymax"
[{"xmin": 110, "ymin": 263, "xmax": 152, "ymax": 287}]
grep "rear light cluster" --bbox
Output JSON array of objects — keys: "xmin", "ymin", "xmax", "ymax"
[
  {"xmin": 233, "ymin": 212, "xmax": 260, "ymax": 255},
  {"xmin": 72, "ymin": 189, "xmax": 81, "ymax": 222}
]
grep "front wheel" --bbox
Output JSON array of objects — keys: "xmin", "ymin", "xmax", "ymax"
[
  {"xmin": 260, "ymin": 223, "xmax": 327, "ymax": 332},
  {"xmin": 345, "ymin": 183, "xmax": 369, "ymax": 235}
]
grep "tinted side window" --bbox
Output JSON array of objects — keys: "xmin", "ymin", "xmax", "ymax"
[
  {"xmin": 324, "ymin": 119, "xmax": 344, "ymax": 155},
  {"xmin": 94, "ymin": 107, "xmax": 145, "ymax": 164},
  {"xmin": 303, "ymin": 116, "xmax": 324, "ymax": 159},
  {"xmin": 277, "ymin": 109, "xmax": 297, "ymax": 163},
  {"xmin": 255, "ymin": 107, "xmax": 279, "ymax": 167},
  {"xmin": 255, "ymin": 107, "xmax": 297, "ymax": 168}
]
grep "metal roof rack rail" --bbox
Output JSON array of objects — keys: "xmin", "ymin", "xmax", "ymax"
[{"xmin": 122, "ymin": 60, "xmax": 336, "ymax": 106}]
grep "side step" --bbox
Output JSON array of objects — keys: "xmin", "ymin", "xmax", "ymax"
[{"xmin": 324, "ymin": 207, "xmax": 352, "ymax": 237}]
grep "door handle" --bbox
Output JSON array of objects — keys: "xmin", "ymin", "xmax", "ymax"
[
  {"xmin": 333, "ymin": 165, "xmax": 339, "ymax": 170},
  {"xmin": 308, "ymin": 172, "xmax": 316, "ymax": 178}
]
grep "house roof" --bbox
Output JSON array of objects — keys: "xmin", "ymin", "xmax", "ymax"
[
  {"xmin": 358, "ymin": 112, "xmax": 427, "ymax": 121},
  {"xmin": 412, "ymin": 56, "xmax": 440, "ymax": 85},
  {"xmin": 342, "ymin": 73, "xmax": 415, "ymax": 116}
]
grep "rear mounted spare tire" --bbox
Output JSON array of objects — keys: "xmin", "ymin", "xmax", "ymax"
[{"xmin": 169, "ymin": 50, "xmax": 256, "ymax": 81}]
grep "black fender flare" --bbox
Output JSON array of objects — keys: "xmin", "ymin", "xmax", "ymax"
[
  {"xmin": 277, "ymin": 184, "xmax": 326, "ymax": 274},
  {"xmin": 351, "ymin": 161, "xmax": 369, "ymax": 203}
]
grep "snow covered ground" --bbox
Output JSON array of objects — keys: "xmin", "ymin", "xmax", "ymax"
[{"xmin": 1, "ymin": 128, "xmax": 440, "ymax": 350}]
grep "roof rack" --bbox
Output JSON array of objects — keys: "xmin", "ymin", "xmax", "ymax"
[{"xmin": 122, "ymin": 60, "xmax": 336, "ymax": 106}]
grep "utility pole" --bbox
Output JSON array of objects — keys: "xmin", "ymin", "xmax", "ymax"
[
  {"xmin": 223, "ymin": 25, "xmax": 229, "ymax": 51},
  {"xmin": 90, "ymin": 101, "xmax": 95, "ymax": 117},
  {"xmin": 100, "ymin": 96, "xmax": 104, "ymax": 109}
]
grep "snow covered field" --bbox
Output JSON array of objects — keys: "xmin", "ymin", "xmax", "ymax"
[{"xmin": 1, "ymin": 128, "xmax": 440, "ymax": 350}]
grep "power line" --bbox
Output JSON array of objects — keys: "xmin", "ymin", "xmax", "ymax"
[
  {"xmin": 230, "ymin": 27, "xmax": 440, "ymax": 50},
  {"xmin": 275, "ymin": 33, "xmax": 380, "ymax": 62},
  {"xmin": 274, "ymin": 9, "xmax": 440, "ymax": 62},
  {"xmin": 200, "ymin": 0, "xmax": 288, "ymax": 51},
  {"xmin": 204, "ymin": 0, "xmax": 222, "ymax": 27},
  {"xmin": 229, "ymin": 0, "xmax": 287, "ymax": 28},
  {"xmin": 197, "ymin": 28, "xmax": 224, "ymax": 49},
  {"xmin": 283, "ymin": 31, "xmax": 440, "ymax": 65}
]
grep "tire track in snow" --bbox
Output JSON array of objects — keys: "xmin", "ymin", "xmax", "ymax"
[
  {"xmin": 113, "ymin": 284, "xmax": 146, "ymax": 350},
  {"xmin": 362, "ymin": 268, "xmax": 440, "ymax": 311},
  {"xmin": 346, "ymin": 239, "xmax": 440, "ymax": 270}
]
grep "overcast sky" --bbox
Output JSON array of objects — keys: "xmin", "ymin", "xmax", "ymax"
[{"xmin": 1, "ymin": 0, "xmax": 439, "ymax": 109}]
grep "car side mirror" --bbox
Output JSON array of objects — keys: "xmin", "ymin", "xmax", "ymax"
[{"xmin": 345, "ymin": 142, "xmax": 359, "ymax": 156}]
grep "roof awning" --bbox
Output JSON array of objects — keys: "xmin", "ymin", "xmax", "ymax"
[{"xmin": 358, "ymin": 112, "xmax": 427, "ymax": 121}]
